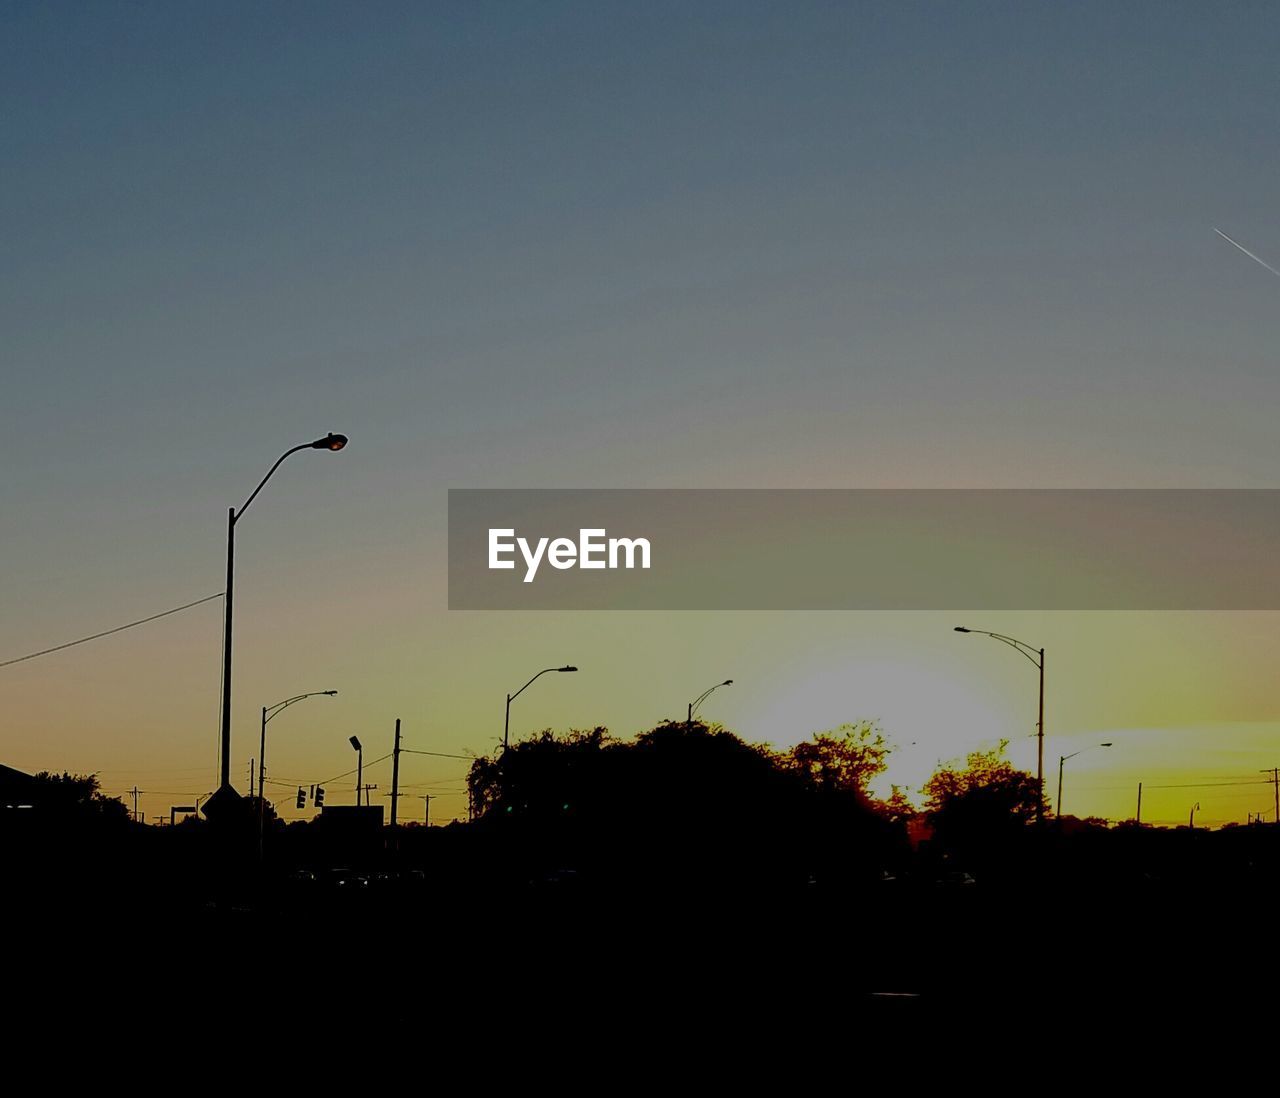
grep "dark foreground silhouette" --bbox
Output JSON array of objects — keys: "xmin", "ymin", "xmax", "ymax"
[{"xmin": 5, "ymin": 728, "xmax": 1278, "ymax": 1055}]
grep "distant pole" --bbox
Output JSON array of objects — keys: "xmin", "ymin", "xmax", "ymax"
[
  {"xmin": 220, "ymin": 507, "xmax": 235, "ymax": 790},
  {"xmin": 1037, "ymin": 649, "xmax": 1045, "ymax": 824},
  {"xmin": 1189, "ymin": 802, "xmax": 1199, "ymax": 829},
  {"xmin": 1136, "ymin": 782, "xmax": 1142, "ymax": 825},
  {"xmin": 390, "ymin": 719, "xmax": 402, "ymax": 826},
  {"xmin": 503, "ymin": 666, "xmax": 579, "ymax": 750},
  {"xmin": 258, "ymin": 705, "xmax": 268, "ymax": 861},
  {"xmin": 422, "ymin": 794, "xmax": 431, "ymax": 824},
  {"xmin": 1055, "ymin": 743, "xmax": 1111, "ymax": 823},
  {"xmin": 249, "ymin": 758, "xmax": 255, "ymax": 798},
  {"xmin": 259, "ymin": 706, "xmax": 268, "ymax": 800},
  {"xmin": 258, "ymin": 691, "xmax": 336, "ymax": 861},
  {"xmin": 1264, "ymin": 768, "xmax": 1280, "ymax": 825},
  {"xmin": 952, "ymin": 629, "xmax": 1045, "ymax": 824},
  {"xmin": 356, "ymin": 750, "xmax": 363, "ymax": 806},
  {"xmin": 130, "ymin": 785, "xmax": 140, "ymax": 823}
]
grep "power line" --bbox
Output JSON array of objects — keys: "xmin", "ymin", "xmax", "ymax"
[
  {"xmin": 401, "ymin": 748, "xmax": 474, "ymax": 760},
  {"xmin": 0, "ymin": 593, "xmax": 224, "ymax": 669},
  {"xmin": 315, "ymin": 752, "xmax": 393, "ymax": 789},
  {"xmin": 1144, "ymin": 780, "xmax": 1270, "ymax": 790},
  {"xmin": 1072, "ymin": 780, "xmax": 1270, "ymax": 791}
]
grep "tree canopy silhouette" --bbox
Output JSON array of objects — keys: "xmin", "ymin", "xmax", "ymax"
[
  {"xmin": 29, "ymin": 771, "xmax": 131, "ymax": 825},
  {"xmin": 467, "ymin": 720, "xmax": 910, "ymax": 886},
  {"xmin": 921, "ymin": 741, "xmax": 1045, "ymax": 864}
]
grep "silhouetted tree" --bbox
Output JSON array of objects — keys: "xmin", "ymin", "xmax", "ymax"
[
  {"xmin": 30, "ymin": 771, "xmax": 131, "ymax": 825},
  {"xmin": 783, "ymin": 721, "xmax": 888, "ymax": 796},
  {"xmin": 469, "ymin": 726, "xmax": 614, "ymax": 821},
  {"xmin": 877, "ymin": 785, "xmax": 916, "ymax": 823},
  {"xmin": 921, "ymin": 741, "xmax": 1045, "ymax": 866},
  {"xmin": 467, "ymin": 720, "xmax": 910, "ymax": 888}
]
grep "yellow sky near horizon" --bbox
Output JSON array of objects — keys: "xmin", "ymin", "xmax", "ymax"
[{"xmin": 5, "ymin": 603, "xmax": 1280, "ymax": 829}]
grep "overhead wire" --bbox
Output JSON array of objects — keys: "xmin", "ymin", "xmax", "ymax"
[{"xmin": 0, "ymin": 593, "xmax": 224, "ymax": 669}]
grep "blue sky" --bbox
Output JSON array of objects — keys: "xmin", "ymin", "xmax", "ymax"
[{"xmin": 4, "ymin": 2, "xmax": 1280, "ymax": 825}]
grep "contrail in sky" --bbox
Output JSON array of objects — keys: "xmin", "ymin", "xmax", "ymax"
[{"xmin": 1213, "ymin": 227, "xmax": 1280, "ymax": 279}]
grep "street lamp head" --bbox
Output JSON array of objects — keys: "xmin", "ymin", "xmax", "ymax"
[
  {"xmin": 323, "ymin": 690, "xmax": 338, "ymax": 696},
  {"xmin": 954, "ymin": 626, "xmax": 971, "ymax": 633},
  {"xmin": 311, "ymin": 432, "xmax": 349, "ymax": 451},
  {"xmin": 559, "ymin": 665, "xmax": 578, "ymax": 672},
  {"xmin": 349, "ymin": 735, "xmax": 362, "ymax": 752},
  {"xmin": 722, "ymin": 680, "xmax": 733, "ymax": 686},
  {"xmin": 1100, "ymin": 742, "xmax": 1113, "ymax": 747}
]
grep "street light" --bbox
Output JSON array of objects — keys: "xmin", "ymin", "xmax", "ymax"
[
  {"xmin": 955, "ymin": 626, "xmax": 1047, "ymax": 824},
  {"xmin": 504, "ymin": 666, "xmax": 578, "ymax": 751},
  {"xmin": 258, "ymin": 691, "xmax": 337, "ymax": 858},
  {"xmin": 205, "ymin": 433, "xmax": 348, "ymax": 816},
  {"xmin": 1056, "ymin": 743, "xmax": 1111, "ymax": 821},
  {"xmin": 350, "ymin": 736, "xmax": 363, "ymax": 805},
  {"xmin": 688, "ymin": 680, "xmax": 733, "ymax": 725},
  {"xmin": 1189, "ymin": 802, "xmax": 1200, "ymax": 830}
]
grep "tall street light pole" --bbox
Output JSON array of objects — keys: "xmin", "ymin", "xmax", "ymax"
[
  {"xmin": 688, "ymin": 680, "xmax": 733, "ymax": 726},
  {"xmin": 206, "ymin": 433, "xmax": 348, "ymax": 816},
  {"xmin": 955, "ymin": 626, "xmax": 1047, "ymax": 825},
  {"xmin": 504, "ymin": 666, "xmax": 578, "ymax": 751},
  {"xmin": 350, "ymin": 736, "xmax": 363, "ymax": 805},
  {"xmin": 1057, "ymin": 742, "xmax": 1111, "ymax": 821},
  {"xmin": 258, "ymin": 690, "xmax": 337, "ymax": 859}
]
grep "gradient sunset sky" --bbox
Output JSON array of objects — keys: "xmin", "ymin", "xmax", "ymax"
[{"xmin": 4, "ymin": 2, "xmax": 1280, "ymax": 826}]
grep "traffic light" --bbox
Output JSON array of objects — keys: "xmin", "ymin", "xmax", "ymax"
[
  {"xmin": 315, "ymin": 785, "xmax": 325, "ymax": 808},
  {"xmin": 296, "ymin": 786, "xmax": 306, "ymax": 809}
]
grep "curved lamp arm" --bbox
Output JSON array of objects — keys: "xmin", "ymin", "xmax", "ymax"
[
  {"xmin": 509, "ymin": 665, "xmax": 577, "ymax": 703},
  {"xmin": 236, "ymin": 433, "xmax": 348, "ymax": 522},
  {"xmin": 954, "ymin": 627, "xmax": 1042, "ymax": 668},
  {"xmin": 264, "ymin": 690, "xmax": 338, "ymax": 723},
  {"xmin": 690, "ymin": 679, "xmax": 733, "ymax": 718}
]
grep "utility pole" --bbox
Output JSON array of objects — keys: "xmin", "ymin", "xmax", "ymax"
[
  {"xmin": 363, "ymin": 783, "xmax": 378, "ymax": 806},
  {"xmin": 220, "ymin": 507, "xmax": 235, "ymax": 792},
  {"xmin": 421, "ymin": 794, "xmax": 431, "ymax": 825},
  {"xmin": 390, "ymin": 718, "xmax": 402, "ymax": 826},
  {"xmin": 1037, "ymin": 647, "xmax": 1045, "ymax": 826},
  {"xmin": 1262, "ymin": 768, "xmax": 1280, "ymax": 825},
  {"xmin": 248, "ymin": 759, "xmax": 255, "ymax": 798},
  {"xmin": 1136, "ymin": 781, "xmax": 1142, "ymax": 825},
  {"xmin": 130, "ymin": 786, "xmax": 140, "ymax": 823}
]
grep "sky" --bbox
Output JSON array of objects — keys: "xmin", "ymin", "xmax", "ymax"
[{"xmin": 3, "ymin": 1, "xmax": 1280, "ymax": 827}]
